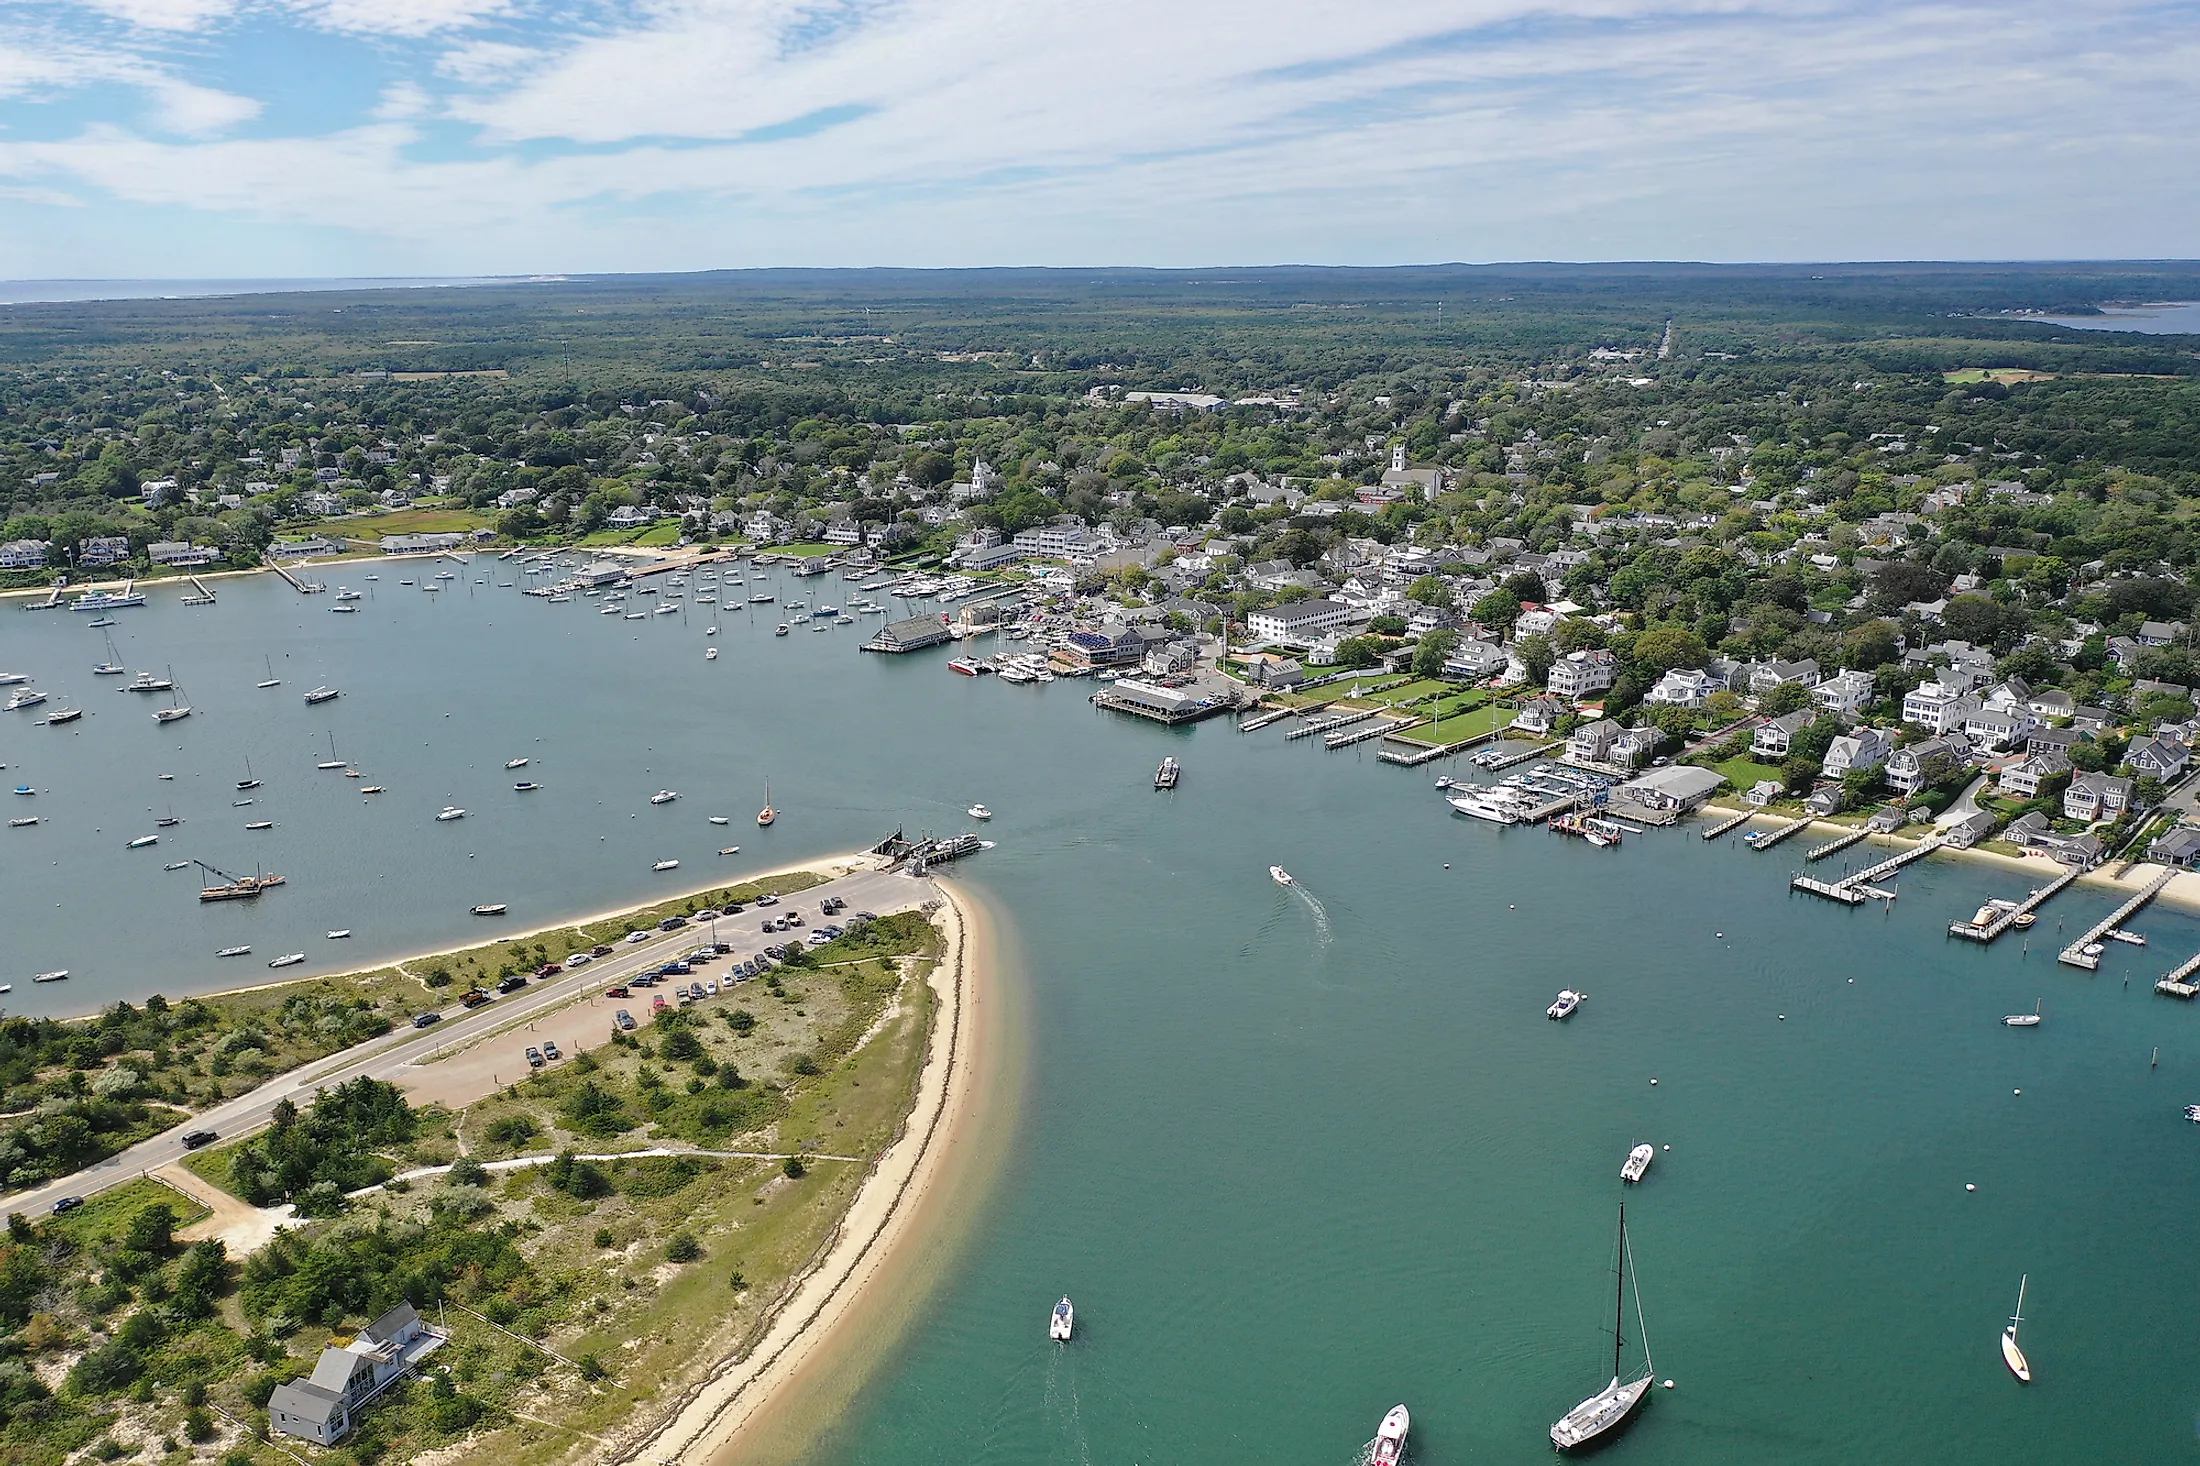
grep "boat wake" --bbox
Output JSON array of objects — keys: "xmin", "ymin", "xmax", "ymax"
[
  {"xmin": 1292, "ymin": 883, "xmax": 1333, "ymax": 951},
  {"xmin": 1042, "ymin": 1345, "xmax": 1094, "ymax": 1466}
]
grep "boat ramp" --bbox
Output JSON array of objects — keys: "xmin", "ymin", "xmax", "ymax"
[
  {"xmin": 1948, "ymin": 864, "xmax": 2083, "ymax": 942},
  {"xmin": 2058, "ymin": 869, "xmax": 2174, "ymax": 970}
]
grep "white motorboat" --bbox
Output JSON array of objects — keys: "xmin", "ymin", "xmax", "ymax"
[
  {"xmin": 268, "ymin": 953, "xmax": 306, "ymax": 968},
  {"xmin": 215, "ymin": 946, "xmax": 251, "ymax": 958},
  {"xmin": 1270, "ymin": 865, "xmax": 1294, "ymax": 886},
  {"xmin": 1446, "ymin": 785, "xmax": 1528, "ymax": 825},
  {"xmin": 705, "ymin": 647, "xmax": 718, "ymax": 660},
  {"xmin": 6, "ymin": 689, "xmax": 47, "ymax": 712},
  {"xmin": 717, "ymin": 846, "xmax": 741, "ymax": 856},
  {"xmin": 652, "ymin": 859, "xmax": 681, "ymax": 872},
  {"xmin": 506, "ymin": 758, "xmax": 529, "ymax": 769},
  {"xmin": 2002, "ymin": 1275, "xmax": 2032, "ymax": 1383},
  {"xmin": 650, "ymin": 790, "xmax": 679, "ymax": 805},
  {"xmin": 471, "ymin": 903, "xmax": 507, "ymax": 916},
  {"xmin": 1371, "ymin": 1404, "xmax": 1410, "ymax": 1466},
  {"xmin": 327, "ymin": 930, "xmax": 351, "ymax": 939},
  {"xmin": 31, "ymin": 970, "xmax": 67, "ymax": 983},
  {"xmin": 968, "ymin": 804, "xmax": 993, "ymax": 820},
  {"xmin": 1551, "ymin": 1204, "xmax": 1655, "ymax": 1452},
  {"xmin": 1621, "ymin": 1144, "xmax": 1654, "ymax": 1183},
  {"xmin": 436, "ymin": 807, "xmax": 467, "ymax": 821},
  {"xmin": 126, "ymin": 835, "xmax": 159, "ymax": 849},
  {"xmin": 1548, "ymin": 989, "xmax": 1585, "ymax": 1020},
  {"xmin": 1049, "ymin": 1297, "xmax": 1074, "ymax": 1341}
]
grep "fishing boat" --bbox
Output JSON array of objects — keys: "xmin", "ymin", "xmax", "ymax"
[
  {"xmin": 1270, "ymin": 866, "xmax": 1294, "ymax": 886},
  {"xmin": 436, "ymin": 807, "xmax": 467, "ymax": 822},
  {"xmin": 1049, "ymin": 1297, "xmax": 1074, "ymax": 1341},
  {"xmin": 1621, "ymin": 1144, "xmax": 1654, "ymax": 1183},
  {"xmin": 1371, "ymin": 1404, "xmax": 1411, "ymax": 1466},
  {"xmin": 2002, "ymin": 1276, "xmax": 2032, "ymax": 1382},
  {"xmin": 968, "ymin": 804, "xmax": 993, "ymax": 820},
  {"xmin": 2003, "ymin": 1001, "xmax": 2042, "ymax": 1027},
  {"xmin": 268, "ymin": 953, "xmax": 305, "ymax": 969},
  {"xmin": 652, "ymin": 859, "xmax": 681, "ymax": 872},
  {"xmin": 471, "ymin": 904, "xmax": 507, "ymax": 916},
  {"xmin": 650, "ymin": 790, "xmax": 680, "ymax": 805},
  {"xmin": 1550, "ymin": 1204, "xmax": 1655, "ymax": 1452},
  {"xmin": 216, "ymin": 946, "xmax": 251, "ymax": 958},
  {"xmin": 124, "ymin": 670, "xmax": 172, "ymax": 693},
  {"xmin": 126, "ymin": 835, "xmax": 159, "ymax": 849},
  {"xmin": 1548, "ymin": 989, "xmax": 1585, "ymax": 1020},
  {"xmin": 32, "ymin": 970, "xmax": 68, "ymax": 984},
  {"xmin": 303, "ymin": 686, "xmax": 340, "ymax": 705}
]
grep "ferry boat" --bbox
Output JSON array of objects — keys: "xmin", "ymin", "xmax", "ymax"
[
  {"xmin": 2002, "ymin": 1276, "xmax": 2032, "ymax": 1383},
  {"xmin": 436, "ymin": 807, "xmax": 467, "ymax": 821},
  {"xmin": 1621, "ymin": 1143, "xmax": 1654, "ymax": 1183},
  {"xmin": 304, "ymin": 686, "xmax": 341, "ymax": 705},
  {"xmin": 1551, "ymin": 1204, "xmax": 1655, "ymax": 1452},
  {"xmin": 1446, "ymin": 785, "xmax": 1528, "ymax": 825},
  {"xmin": 6, "ymin": 689, "xmax": 47, "ymax": 711},
  {"xmin": 650, "ymin": 790, "xmax": 680, "ymax": 805},
  {"xmin": 126, "ymin": 835, "xmax": 159, "ymax": 849},
  {"xmin": 1049, "ymin": 1297, "xmax": 1074, "ymax": 1341},
  {"xmin": 153, "ymin": 705, "xmax": 190, "ymax": 723},
  {"xmin": 268, "ymin": 953, "xmax": 305, "ymax": 968},
  {"xmin": 1154, "ymin": 757, "xmax": 1180, "ymax": 790},
  {"xmin": 1548, "ymin": 989, "xmax": 1585, "ymax": 1020},
  {"xmin": 1270, "ymin": 865, "xmax": 1294, "ymax": 886},
  {"xmin": 471, "ymin": 903, "xmax": 507, "ymax": 916},
  {"xmin": 2003, "ymin": 1001, "xmax": 2042, "ymax": 1027},
  {"xmin": 215, "ymin": 946, "xmax": 251, "ymax": 958},
  {"xmin": 1371, "ymin": 1404, "xmax": 1411, "ymax": 1466}
]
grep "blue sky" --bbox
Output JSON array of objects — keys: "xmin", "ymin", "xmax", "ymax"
[{"xmin": 0, "ymin": 0, "xmax": 2194, "ymax": 278}]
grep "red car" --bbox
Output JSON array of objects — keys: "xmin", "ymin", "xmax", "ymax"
[
  {"xmin": 536, "ymin": 962, "xmax": 563, "ymax": 978},
  {"xmin": 604, "ymin": 985, "xmax": 630, "ymax": 999}
]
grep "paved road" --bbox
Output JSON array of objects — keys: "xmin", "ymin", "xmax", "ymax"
[{"xmin": 4, "ymin": 865, "xmax": 938, "ymax": 1220}]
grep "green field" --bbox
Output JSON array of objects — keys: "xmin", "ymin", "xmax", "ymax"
[
  {"xmin": 346, "ymin": 506, "xmax": 494, "ymax": 536},
  {"xmin": 1407, "ymin": 703, "xmax": 1512, "ymax": 745},
  {"xmin": 1712, "ymin": 756, "xmax": 1787, "ymax": 791}
]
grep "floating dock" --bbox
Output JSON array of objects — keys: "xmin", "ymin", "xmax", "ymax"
[
  {"xmin": 1948, "ymin": 863, "xmax": 2083, "ymax": 942},
  {"xmin": 1700, "ymin": 808, "xmax": 1758, "ymax": 841},
  {"xmin": 1376, "ymin": 730, "xmax": 1496, "ymax": 766},
  {"xmin": 2059, "ymin": 869, "xmax": 2174, "ymax": 970}
]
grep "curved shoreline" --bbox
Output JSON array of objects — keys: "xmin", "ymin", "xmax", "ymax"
[{"xmin": 606, "ymin": 878, "xmax": 996, "ymax": 1466}]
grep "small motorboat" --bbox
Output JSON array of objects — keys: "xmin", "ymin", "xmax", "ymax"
[
  {"xmin": 1621, "ymin": 1143, "xmax": 1655, "ymax": 1183},
  {"xmin": 216, "ymin": 946, "xmax": 251, "ymax": 958},
  {"xmin": 2004, "ymin": 1001, "xmax": 2042, "ymax": 1027},
  {"xmin": 650, "ymin": 790, "xmax": 679, "ymax": 805},
  {"xmin": 514, "ymin": 781, "xmax": 541, "ymax": 791},
  {"xmin": 163, "ymin": 861, "xmax": 189, "ymax": 870},
  {"xmin": 705, "ymin": 647, "xmax": 718, "ymax": 660},
  {"xmin": 968, "ymin": 804, "xmax": 993, "ymax": 820},
  {"xmin": 32, "ymin": 970, "xmax": 68, "ymax": 983},
  {"xmin": 1270, "ymin": 866, "xmax": 1294, "ymax": 886},
  {"xmin": 709, "ymin": 815, "xmax": 730, "ymax": 825},
  {"xmin": 652, "ymin": 859, "xmax": 681, "ymax": 872},
  {"xmin": 717, "ymin": 846, "xmax": 741, "ymax": 856},
  {"xmin": 1372, "ymin": 1404, "xmax": 1411, "ymax": 1466},
  {"xmin": 437, "ymin": 807, "xmax": 467, "ymax": 821},
  {"xmin": 327, "ymin": 930, "xmax": 351, "ymax": 939},
  {"xmin": 268, "ymin": 953, "xmax": 306, "ymax": 968},
  {"xmin": 7, "ymin": 817, "xmax": 36, "ymax": 827},
  {"xmin": 245, "ymin": 820, "xmax": 275, "ymax": 830},
  {"xmin": 126, "ymin": 835, "xmax": 159, "ymax": 849},
  {"xmin": 1049, "ymin": 1297, "xmax": 1074, "ymax": 1341},
  {"xmin": 506, "ymin": 758, "xmax": 529, "ymax": 769},
  {"xmin": 775, "ymin": 623, "xmax": 790, "ymax": 636},
  {"xmin": 10, "ymin": 787, "xmax": 33, "ymax": 797},
  {"xmin": 1548, "ymin": 989, "xmax": 1585, "ymax": 1020},
  {"xmin": 471, "ymin": 903, "xmax": 507, "ymax": 916},
  {"xmin": 47, "ymin": 707, "xmax": 84, "ymax": 725}
]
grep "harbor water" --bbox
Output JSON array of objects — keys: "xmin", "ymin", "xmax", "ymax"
[{"xmin": 6, "ymin": 566, "xmax": 2200, "ymax": 1463}]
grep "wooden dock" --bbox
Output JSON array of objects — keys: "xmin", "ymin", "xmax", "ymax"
[
  {"xmin": 1327, "ymin": 716, "xmax": 1422, "ymax": 750},
  {"xmin": 2155, "ymin": 947, "xmax": 2200, "ymax": 998},
  {"xmin": 2060, "ymin": 869, "xmax": 2175, "ymax": 970},
  {"xmin": 1377, "ymin": 730, "xmax": 1497, "ymax": 766},
  {"xmin": 1479, "ymin": 739, "xmax": 1561, "ymax": 772},
  {"xmin": 1791, "ymin": 874, "xmax": 1867, "ymax": 905},
  {"xmin": 1701, "ymin": 808, "xmax": 1758, "ymax": 841},
  {"xmin": 1237, "ymin": 707, "xmax": 1293, "ymax": 733},
  {"xmin": 1948, "ymin": 864, "xmax": 2083, "ymax": 942},
  {"xmin": 1287, "ymin": 707, "xmax": 1376, "ymax": 741},
  {"xmin": 1805, "ymin": 827, "xmax": 1871, "ymax": 862},
  {"xmin": 1745, "ymin": 815, "xmax": 1814, "ymax": 850},
  {"xmin": 1792, "ymin": 836, "xmax": 1946, "ymax": 905},
  {"xmin": 270, "ymin": 563, "xmax": 324, "ymax": 594}
]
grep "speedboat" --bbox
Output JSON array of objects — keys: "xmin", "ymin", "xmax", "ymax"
[
  {"xmin": 968, "ymin": 804, "xmax": 993, "ymax": 820},
  {"xmin": 514, "ymin": 781, "xmax": 541, "ymax": 791},
  {"xmin": 1049, "ymin": 1297, "xmax": 1074, "ymax": 1341},
  {"xmin": 1270, "ymin": 866, "xmax": 1294, "ymax": 886},
  {"xmin": 216, "ymin": 946, "xmax": 251, "ymax": 958},
  {"xmin": 268, "ymin": 953, "xmax": 305, "ymax": 968},
  {"xmin": 652, "ymin": 859, "xmax": 681, "ymax": 872},
  {"xmin": 1548, "ymin": 989, "xmax": 1585, "ymax": 1020},
  {"xmin": 471, "ymin": 903, "xmax": 507, "ymax": 916},
  {"xmin": 126, "ymin": 835, "xmax": 159, "ymax": 849},
  {"xmin": 1372, "ymin": 1405, "xmax": 1410, "ymax": 1466},
  {"xmin": 437, "ymin": 806, "xmax": 467, "ymax": 821},
  {"xmin": 327, "ymin": 930, "xmax": 351, "ymax": 939},
  {"xmin": 650, "ymin": 790, "xmax": 679, "ymax": 804},
  {"xmin": 1621, "ymin": 1143, "xmax": 1654, "ymax": 1183}
]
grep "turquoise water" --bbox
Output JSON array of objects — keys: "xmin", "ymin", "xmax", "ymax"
[{"xmin": 8, "ymin": 569, "xmax": 2200, "ymax": 1461}]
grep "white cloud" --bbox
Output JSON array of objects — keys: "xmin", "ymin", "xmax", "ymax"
[
  {"xmin": 0, "ymin": 35, "xmax": 258, "ymax": 134},
  {"xmin": 61, "ymin": 0, "xmax": 239, "ymax": 31},
  {"xmin": 284, "ymin": 0, "xmax": 517, "ymax": 38}
]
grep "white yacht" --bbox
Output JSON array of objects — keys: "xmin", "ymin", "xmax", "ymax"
[
  {"xmin": 652, "ymin": 859, "xmax": 681, "ymax": 872},
  {"xmin": 1548, "ymin": 990, "xmax": 1585, "ymax": 1020},
  {"xmin": 1371, "ymin": 1405, "xmax": 1410, "ymax": 1466},
  {"xmin": 436, "ymin": 806, "xmax": 467, "ymax": 822},
  {"xmin": 1049, "ymin": 1297, "xmax": 1074, "ymax": 1341},
  {"xmin": 968, "ymin": 804, "xmax": 993, "ymax": 820},
  {"xmin": 268, "ymin": 953, "xmax": 305, "ymax": 968},
  {"xmin": 1552, "ymin": 1205, "xmax": 1654, "ymax": 1452},
  {"xmin": 1446, "ymin": 785, "xmax": 1529, "ymax": 825},
  {"xmin": 1621, "ymin": 1144, "xmax": 1654, "ymax": 1183}
]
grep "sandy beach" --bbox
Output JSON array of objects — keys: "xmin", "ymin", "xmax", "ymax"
[{"xmin": 601, "ymin": 878, "xmax": 1012, "ymax": 1466}]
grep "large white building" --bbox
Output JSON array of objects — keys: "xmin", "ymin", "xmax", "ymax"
[
  {"xmin": 1247, "ymin": 598, "xmax": 1351, "ymax": 648},
  {"xmin": 1546, "ymin": 649, "xmax": 1617, "ymax": 700}
]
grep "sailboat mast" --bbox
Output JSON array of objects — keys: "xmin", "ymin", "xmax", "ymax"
[{"xmin": 1614, "ymin": 1202, "xmax": 1627, "ymax": 1380}]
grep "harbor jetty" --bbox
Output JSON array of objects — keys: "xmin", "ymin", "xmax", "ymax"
[
  {"xmin": 1948, "ymin": 864, "xmax": 2083, "ymax": 942},
  {"xmin": 2059, "ymin": 869, "xmax": 2174, "ymax": 970}
]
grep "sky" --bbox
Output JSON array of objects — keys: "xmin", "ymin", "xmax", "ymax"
[{"xmin": 0, "ymin": 0, "xmax": 2194, "ymax": 279}]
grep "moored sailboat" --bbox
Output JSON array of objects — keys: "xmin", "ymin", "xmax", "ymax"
[
  {"xmin": 1551, "ymin": 1203, "xmax": 1656, "ymax": 1452},
  {"xmin": 2002, "ymin": 1275, "xmax": 2032, "ymax": 1383}
]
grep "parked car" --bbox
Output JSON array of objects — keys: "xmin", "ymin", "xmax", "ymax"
[
  {"xmin": 497, "ymin": 974, "xmax": 529, "ymax": 994},
  {"xmin": 525, "ymin": 1046, "xmax": 545, "ymax": 1068},
  {"xmin": 535, "ymin": 962, "xmax": 562, "ymax": 978},
  {"xmin": 591, "ymin": 943, "xmax": 614, "ymax": 957},
  {"xmin": 651, "ymin": 995, "xmax": 668, "ymax": 1012},
  {"xmin": 614, "ymin": 1009, "xmax": 637, "ymax": 1031},
  {"xmin": 565, "ymin": 952, "xmax": 593, "ymax": 966},
  {"xmin": 604, "ymin": 985, "xmax": 630, "ymax": 999},
  {"xmin": 50, "ymin": 1196, "xmax": 83, "ymax": 1215},
  {"xmin": 784, "ymin": 912, "xmax": 805, "ymax": 926},
  {"xmin": 694, "ymin": 909, "xmax": 721, "ymax": 921},
  {"xmin": 181, "ymin": 1129, "xmax": 218, "ymax": 1150},
  {"xmin": 461, "ymin": 989, "xmax": 494, "ymax": 1009},
  {"xmin": 755, "ymin": 894, "xmax": 778, "ymax": 907},
  {"xmin": 807, "ymin": 931, "xmax": 832, "ymax": 945},
  {"xmin": 658, "ymin": 916, "xmax": 688, "ymax": 931},
  {"xmin": 625, "ymin": 931, "xmax": 652, "ymax": 944},
  {"xmin": 659, "ymin": 960, "xmax": 691, "ymax": 975},
  {"xmin": 713, "ymin": 941, "xmax": 733, "ymax": 954},
  {"xmin": 413, "ymin": 1011, "xmax": 443, "ymax": 1029},
  {"xmin": 542, "ymin": 1040, "xmax": 562, "ymax": 1061},
  {"xmin": 722, "ymin": 903, "xmax": 744, "ymax": 914}
]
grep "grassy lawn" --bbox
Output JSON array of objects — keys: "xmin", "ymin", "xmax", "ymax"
[
  {"xmin": 347, "ymin": 506, "xmax": 494, "ymax": 536},
  {"xmin": 1943, "ymin": 368, "xmax": 2056, "ymax": 384},
  {"xmin": 1712, "ymin": 756, "xmax": 1787, "ymax": 791},
  {"xmin": 1408, "ymin": 703, "xmax": 1512, "ymax": 745}
]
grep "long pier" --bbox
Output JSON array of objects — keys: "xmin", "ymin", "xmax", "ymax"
[
  {"xmin": 2059, "ymin": 869, "xmax": 2175, "ymax": 970},
  {"xmin": 1948, "ymin": 864, "xmax": 2083, "ymax": 942},
  {"xmin": 1805, "ymin": 827, "xmax": 1871, "ymax": 863},
  {"xmin": 1479, "ymin": 739, "xmax": 1561, "ymax": 772},
  {"xmin": 1237, "ymin": 707, "xmax": 1293, "ymax": 733},
  {"xmin": 1701, "ymin": 808, "xmax": 1757, "ymax": 841},
  {"xmin": 2156, "ymin": 947, "xmax": 2200, "ymax": 998},
  {"xmin": 1327, "ymin": 716, "xmax": 1422, "ymax": 750},
  {"xmin": 1287, "ymin": 707, "xmax": 1376, "ymax": 741},
  {"xmin": 1745, "ymin": 815, "xmax": 1814, "ymax": 850},
  {"xmin": 270, "ymin": 563, "xmax": 324, "ymax": 594},
  {"xmin": 1377, "ymin": 730, "xmax": 1497, "ymax": 766},
  {"xmin": 1792, "ymin": 836, "xmax": 1946, "ymax": 905}
]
